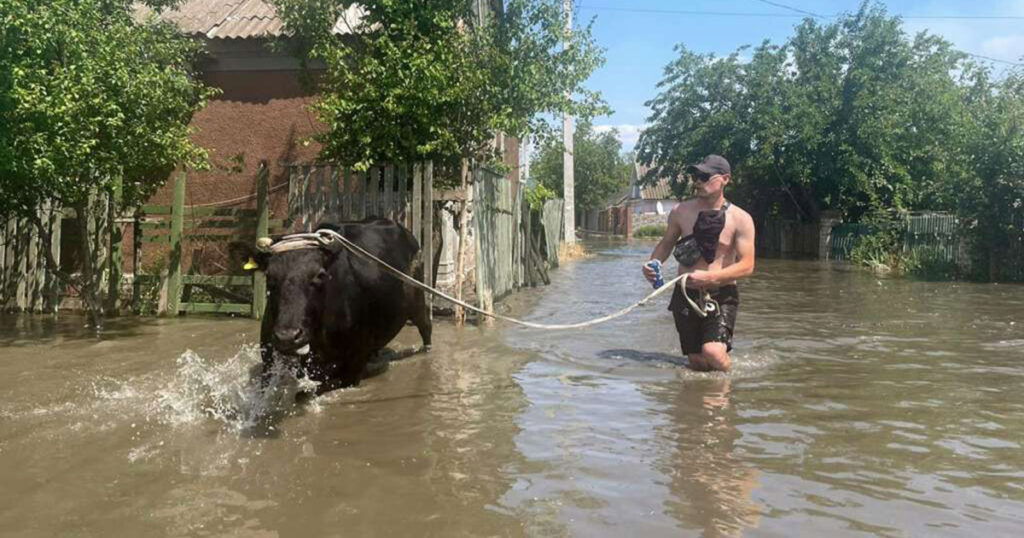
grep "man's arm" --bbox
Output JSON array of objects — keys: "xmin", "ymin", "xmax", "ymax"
[
  {"xmin": 642, "ymin": 206, "xmax": 683, "ymax": 282},
  {"xmin": 690, "ymin": 211, "xmax": 755, "ymax": 286}
]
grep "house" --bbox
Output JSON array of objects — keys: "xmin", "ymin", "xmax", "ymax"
[
  {"xmin": 579, "ymin": 162, "xmax": 680, "ymax": 237},
  {"xmin": 134, "ymin": 0, "xmax": 368, "ymax": 220},
  {"xmin": 622, "ymin": 162, "xmax": 680, "ymax": 236},
  {"xmin": 139, "ymin": 0, "xmax": 519, "ymax": 292}
]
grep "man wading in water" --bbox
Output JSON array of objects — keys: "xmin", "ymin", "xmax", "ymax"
[{"xmin": 642, "ymin": 155, "xmax": 756, "ymax": 372}]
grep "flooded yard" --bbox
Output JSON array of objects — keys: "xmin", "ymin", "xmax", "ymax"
[{"xmin": 2, "ymin": 241, "xmax": 1023, "ymax": 537}]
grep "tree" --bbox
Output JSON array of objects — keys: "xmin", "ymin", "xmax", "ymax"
[
  {"xmin": 531, "ymin": 122, "xmax": 630, "ymax": 215},
  {"xmin": 957, "ymin": 67, "xmax": 1024, "ymax": 280},
  {"xmin": 0, "ymin": 0, "xmax": 215, "ymax": 326},
  {"xmin": 273, "ymin": 0, "xmax": 606, "ymax": 176},
  {"xmin": 272, "ymin": 0, "xmax": 607, "ymax": 322},
  {"xmin": 636, "ymin": 1, "xmax": 971, "ymax": 222}
]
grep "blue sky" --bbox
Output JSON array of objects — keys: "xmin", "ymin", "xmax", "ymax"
[{"xmin": 580, "ymin": 0, "xmax": 1024, "ymax": 151}]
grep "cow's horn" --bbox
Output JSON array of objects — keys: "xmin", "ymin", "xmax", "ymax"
[{"xmin": 255, "ymin": 236, "xmax": 274, "ymax": 252}]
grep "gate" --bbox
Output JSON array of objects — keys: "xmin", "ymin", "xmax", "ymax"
[{"xmin": 133, "ymin": 161, "xmax": 288, "ymax": 318}]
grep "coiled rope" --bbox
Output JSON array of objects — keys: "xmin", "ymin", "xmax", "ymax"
[{"xmin": 258, "ymin": 228, "xmax": 710, "ymax": 330}]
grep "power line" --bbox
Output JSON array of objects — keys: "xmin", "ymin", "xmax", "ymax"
[
  {"xmin": 579, "ymin": 4, "xmax": 1024, "ymax": 21},
  {"xmin": 963, "ymin": 52, "xmax": 1023, "ymax": 66},
  {"xmin": 577, "ymin": 6, "xmax": 812, "ymax": 18},
  {"xmin": 751, "ymin": 0, "xmax": 824, "ymax": 19}
]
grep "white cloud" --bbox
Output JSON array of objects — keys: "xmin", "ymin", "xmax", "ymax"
[
  {"xmin": 594, "ymin": 123, "xmax": 646, "ymax": 151},
  {"xmin": 902, "ymin": 0, "xmax": 1024, "ymax": 66},
  {"xmin": 982, "ymin": 35, "xmax": 1024, "ymax": 61}
]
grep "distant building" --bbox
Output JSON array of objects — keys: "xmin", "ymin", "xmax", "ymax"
[{"xmin": 579, "ymin": 163, "xmax": 680, "ymax": 237}]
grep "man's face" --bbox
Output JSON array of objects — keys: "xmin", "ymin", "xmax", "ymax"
[{"xmin": 691, "ymin": 172, "xmax": 729, "ymax": 197}]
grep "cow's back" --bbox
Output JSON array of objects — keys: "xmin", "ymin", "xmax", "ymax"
[{"xmin": 313, "ymin": 219, "xmax": 423, "ymax": 382}]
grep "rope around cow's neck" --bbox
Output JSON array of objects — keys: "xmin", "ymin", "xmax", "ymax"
[{"xmin": 259, "ymin": 229, "xmax": 710, "ymax": 330}]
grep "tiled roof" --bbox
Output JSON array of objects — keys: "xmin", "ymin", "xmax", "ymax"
[
  {"xmin": 632, "ymin": 162, "xmax": 675, "ymax": 200},
  {"xmin": 135, "ymin": 0, "xmax": 365, "ymax": 39}
]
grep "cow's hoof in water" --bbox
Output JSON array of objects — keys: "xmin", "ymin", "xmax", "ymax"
[{"xmin": 362, "ymin": 358, "xmax": 390, "ymax": 378}]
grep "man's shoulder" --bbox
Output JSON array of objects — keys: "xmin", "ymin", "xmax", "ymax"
[
  {"xmin": 727, "ymin": 203, "xmax": 755, "ymax": 228},
  {"xmin": 671, "ymin": 198, "xmax": 697, "ymax": 213}
]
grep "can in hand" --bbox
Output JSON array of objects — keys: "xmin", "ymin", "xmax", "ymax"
[{"xmin": 646, "ymin": 259, "xmax": 664, "ymax": 289}]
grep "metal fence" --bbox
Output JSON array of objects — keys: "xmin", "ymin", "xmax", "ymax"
[{"xmin": 829, "ymin": 211, "xmax": 1024, "ymax": 281}]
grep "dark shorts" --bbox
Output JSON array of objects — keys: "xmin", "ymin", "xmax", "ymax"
[{"xmin": 668, "ymin": 283, "xmax": 739, "ymax": 355}]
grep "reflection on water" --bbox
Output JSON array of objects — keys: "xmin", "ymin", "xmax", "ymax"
[
  {"xmin": 654, "ymin": 378, "xmax": 762, "ymax": 538},
  {"xmin": 2, "ymin": 240, "xmax": 1024, "ymax": 536}
]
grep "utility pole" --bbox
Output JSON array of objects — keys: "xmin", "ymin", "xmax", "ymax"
[
  {"xmin": 521, "ymin": 134, "xmax": 530, "ymax": 185},
  {"xmin": 562, "ymin": 0, "xmax": 575, "ymax": 244}
]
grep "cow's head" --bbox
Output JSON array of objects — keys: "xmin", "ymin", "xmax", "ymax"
[{"xmin": 258, "ymin": 247, "xmax": 336, "ymax": 356}]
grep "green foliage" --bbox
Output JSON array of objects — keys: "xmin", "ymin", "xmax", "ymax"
[
  {"xmin": 904, "ymin": 245, "xmax": 958, "ymax": 281},
  {"xmin": 636, "ymin": 1, "xmax": 995, "ymax": 222},
  {"xmin": 525, "ymin": 182, "xmax": 556, "ymax": 210},
  {"xmin": 637, "ymin": 0, "xmax": 1024, "ymax": 281},
  {"xmin": 955, "ymin": 69, "xmax": 1024, "ymax": 280},
  {"xmin": 849, "ymin": 230, "xmax": 900, "ymax": 274},
  {"xmin": 531, "ymin": 122, "xmax": 631, "ymax": 213},
  {"xmin": 272, "ymin": 0, "xmax": 608, "ymax": 186},
  {"xmin": 633, "ymin": 224, "xmax": 666, "ymax": 238},
  {"xmin": 0, "ymin": 0, "xmax": 215, "ymax": 324},
  {"xmin": 0, "ymin": 0, "xmax": 215, "ymax": 215}
]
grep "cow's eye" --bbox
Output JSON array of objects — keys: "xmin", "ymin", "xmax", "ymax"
[{"xmin": 312, "ymin": 269, "xmax": 328, "ymax": 286}]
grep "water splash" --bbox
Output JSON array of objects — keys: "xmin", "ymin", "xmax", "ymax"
[{"xmin": 154, "ymin": 345, "xmax": 320, "ymax": 433}]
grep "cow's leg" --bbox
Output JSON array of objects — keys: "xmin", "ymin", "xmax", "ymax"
[
  {"xmin": 409, "ymin": 260, "xmax": 432, "ymax": 352},
  {"xmin": 315, "ymin": 360, "xmax": 365, "ymax": 394},
  {"xmin": 411, "ymin": 286, "xmax": 432, "ymax": 352},
  {"xmin": 258, "ymin": 311, "xmax": 276, "ymax": 387}
]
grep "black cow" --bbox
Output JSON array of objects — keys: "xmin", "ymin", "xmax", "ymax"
[{"xmin": 257, "ymin": 218, "xmax": 431, "ymax": 393}]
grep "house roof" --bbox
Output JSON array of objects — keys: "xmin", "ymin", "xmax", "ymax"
[
  {"xmin": 134, "ymin": 0, "xmax": 365, "ymax": 40},
  {"xmin": 630, "ymin": 162, "xmax": 675, "ymax": 201}
]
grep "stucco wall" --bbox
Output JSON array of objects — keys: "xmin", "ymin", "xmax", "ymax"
[{"xmin": 147, "ymin": 69, "xmax": 323, "ymax": 220}]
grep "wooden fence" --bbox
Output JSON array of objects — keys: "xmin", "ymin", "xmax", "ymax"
[
  {"xmin": 133, "ymin": 163, "xmax": 286, "ymax": 317},
  {"xmin": 2, "ymin": 161, "xmax": 567, "ymax": 316},
  {"xmin": 827, "ymin": 212, "xmax": 1024, "ymax": 281},
  {"xmin": 287, "ymin": 161, "xmax": 436, "ymax": 313},
  {"xmin": 757, "ymin": 217, "xmax": 820, "ymax": 259},
  {"xmin": 472, "ymin": 167, "xmax": 563, "ymax": 316},
  {"xmin": 0, "ymin": 203, "xmax": 65, "ymax": 312}
]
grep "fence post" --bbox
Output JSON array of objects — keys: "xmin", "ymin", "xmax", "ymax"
[
  {"xmin": 3, "ymin": 217, "xmax": 17, "ymax": 310},
  {"xmin": 132, "ymin": 210, "xmax": 142, "ymax": 314},
  {"xmin": 424, "ymin": 161, "xmax": 434, "ymax": 319},
  {"xmin": 107, "ymin": 177, "xmax": 124, "ymax": 313},
  {"xmin": 163, "ymin": 172, "xmax": 186, "ymax": 316},
  {"xmin": 383, "ymin": 165, "xmax": 394, "ymax": 219},
  {"xmin": 818, "ymin": 210, "xmax": 842, "ymax": 260},
  {"xmin": 412, "ymin": 164, "xmax": 422, "ymax": 243},
  {"xmin": 253, "ymin": 162, "xmax": 269, "ymax": 320},
  {"xmin": 45, "ymin": 202, "xmax": 63, "ymax": 311},
  {"xmin": 15, "ymin": 218, "xmax": 27, "ymax": 311},
  {"xmin": 26, "ymin": 209, "xmax": 41, "ymax": 311},
  {"xmin": 343, "ymin": 168, "xmax": 353, "ymax": 221}
]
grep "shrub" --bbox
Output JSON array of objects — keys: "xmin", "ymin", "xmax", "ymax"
[
  {"xmin": 904, "ymin": 246, "xmax": 958, "ymax": 281},
  {"xmin": 634, "ymin": 225, "xmax": 666, "ymax": 238}
]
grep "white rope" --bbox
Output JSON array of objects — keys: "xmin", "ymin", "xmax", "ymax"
[{"xmin": 260, "ymin": 228, "xmax": 709, "ymax": 330}]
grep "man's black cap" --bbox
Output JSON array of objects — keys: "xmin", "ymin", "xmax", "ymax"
[{"xmin": 686, "ymin": 154, "xmax": 731, "ymax": 177}]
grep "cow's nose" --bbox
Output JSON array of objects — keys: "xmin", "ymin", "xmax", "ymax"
[{"xmin": 274, "ymin": 327, "xmax": 304, "ymax": 346}]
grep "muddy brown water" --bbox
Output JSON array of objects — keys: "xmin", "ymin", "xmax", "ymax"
[{"xmin": 2, "ymin": 241, "xmax": 1024, "ymax": 537}]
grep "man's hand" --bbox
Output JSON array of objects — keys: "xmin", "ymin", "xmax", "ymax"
[
  {"xmin": 686, "ymin": 269, "xmax": 717, "ymax": 287},
  {"xmin": 642, "ymin": 262, "xmax": 657, "ymax": 283}
]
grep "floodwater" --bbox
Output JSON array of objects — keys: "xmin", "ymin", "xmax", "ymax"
[{"xmin": 2, "ymin": 241, "xmax": 1024, "ymax": 537}]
